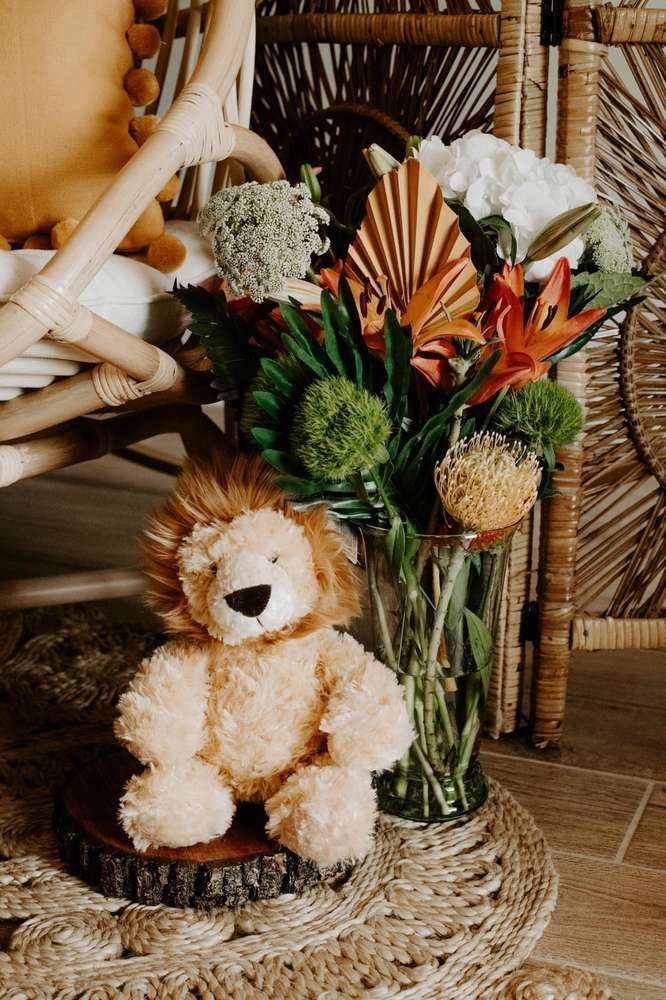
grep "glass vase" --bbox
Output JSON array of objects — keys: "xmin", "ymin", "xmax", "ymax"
[{"xmin": 360, "ymin": 524, "xmax": 517, "ymax": 822}]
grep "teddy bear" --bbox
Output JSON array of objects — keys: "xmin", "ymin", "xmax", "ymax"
[{"xmin": 114, "ymin": 451, "xmax": 413, "ymax": 865}]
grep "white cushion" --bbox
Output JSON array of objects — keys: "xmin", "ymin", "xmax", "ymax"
[{"xmin": 0, "ymin": 220, "xmax": 215, "ymax": 392}]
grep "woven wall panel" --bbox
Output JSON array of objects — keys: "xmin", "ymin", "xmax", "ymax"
[
  {"xmin": 253, "ymin": 1, "xmax": 500, "ymax": 220},
  {"xmin": 576, "ymin": 45, "xmax": 665, "ymax": 618}
]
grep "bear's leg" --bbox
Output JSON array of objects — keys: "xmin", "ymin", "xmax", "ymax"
[
  {"xmin": 119, "ymin": 757, "xmax": 235, "ymax": 852},
  {"xmin": 265, "ymin": 762, "xmax": 376, "ymax": 865}
]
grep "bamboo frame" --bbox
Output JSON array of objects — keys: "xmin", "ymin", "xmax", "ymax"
[{"xmin": 532, "ymin": 0, "xmax": 666, "ymax": 746}]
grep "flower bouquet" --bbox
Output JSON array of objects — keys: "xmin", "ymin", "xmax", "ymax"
[{"xmin": 177, "ymin": 131, "xmax": 646, "ymax": 821}]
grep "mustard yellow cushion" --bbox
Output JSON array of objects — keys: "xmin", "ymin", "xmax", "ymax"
[{"xmin": 0, "ymin": 0, "xmax": 139, "ymax": 241}]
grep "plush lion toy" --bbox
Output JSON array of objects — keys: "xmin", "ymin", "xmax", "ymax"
[{"xmin": 115, "ymin": 452, "xmax": 413, "ymax": 865}]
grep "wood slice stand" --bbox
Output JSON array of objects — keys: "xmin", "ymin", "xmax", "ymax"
[{"xmin": 54, "ymin": 750, "xmax": 354, "ymax": 909}]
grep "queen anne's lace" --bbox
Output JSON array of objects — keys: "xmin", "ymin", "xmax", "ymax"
[
  {"xmin": 417, "ymin": 131, "xmax": 596, "ymax": 281},
  {"xmin": 199, "ymin": 181, "xmax": 330, "ymax": 302}
]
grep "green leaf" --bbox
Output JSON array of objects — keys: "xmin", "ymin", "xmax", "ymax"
[
  {"xmin": 330, "ymin": 279, "xmax": 367, "ymax": 387},
  {"xmin": 320, "ymin": 289, "xmax": 349, "ymax": 378},
  {"xmin": 282, "ymin": 334, "xmax": 331, "ymax": 380},
  {"xmin": 547, "ymin": 299, "xmax": 630, "ymax": 364},
  {"xmin": 406, "ymin": 349, "xmax": 502, "ymax": 472},
  {"xmin": 280, "ymin": 303, "xmax": 334, "ymax": 379},
  {"xmin": 326, "ymin": 498, "xmax": 377, "ymax": 520},
  {"xmin": 275, "ymin": 475, "xmax": 355, "ymax": 497},
  {"xmin": 385, "ymin": 515, "xmax": 406, "ymax": 580},
  {"xmin": 446, "ymin": 557, "xmax": 471, "ymax": 630},
  {"xmin": 299, "ymin": 163, "xmax": 321, "ymax": 202},
  {"xmin": 569, "ymin": 271, "xmax": 647, "ymax": 313},
  {"xmin": 383, "ymin": 311, "xmax": 412, "ymax": 425},
  {"xmin": 259, "ymin": 357, "xmax": 302, "ymax": 399},
  {"xmin": 251, "ymin": 426, "xmax": 284, "ymax": 450},
  {"xmin": 262, "ymin": 450, "xmax": 295, "ymax": 474},
  {"xmin": 253, "ymin": 390, "xmax": 283, "ymax": 423},
  {"xmin": 172, "ymin": 282, "xmax": 258, "ymax": 399},
  {"xmin": 480, "ymin": 214, "xmax": 517, "ymax": 264},
  {"xmin": 463, "ymin": 607, "xmax": 494, "ymax": 690},
  {"xmin": 446, "ymin": 201, "xmax": 498, "ymax": 272}
]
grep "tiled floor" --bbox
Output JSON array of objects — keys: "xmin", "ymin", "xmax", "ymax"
[{"xmin": 1, "ymin": 459, "xmax": 665, "ymax": 996}]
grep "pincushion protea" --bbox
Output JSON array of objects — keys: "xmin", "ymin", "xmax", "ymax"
[{"xmin": 435, "ymin": 432, "xmax": 541, "ymax": 532}]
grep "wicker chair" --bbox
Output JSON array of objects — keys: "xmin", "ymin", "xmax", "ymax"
[
  {"xmin": 532, "ymin": 0, "xmax": 666, "ymax": 746},
  {"xmin": 252, "ymin": 0, "xmax": 548, "ymax": 739},
  {"xmin": 0, "ymin": 0, "xmax": 283, "ymax": 611}
]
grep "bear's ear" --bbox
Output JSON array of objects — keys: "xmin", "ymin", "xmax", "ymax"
[
  {"xmin": 295, "ymin": 506, "xmax": 361, "ymax": 630},
  {"xmin": 177, "ymin": 522, "xmax": 226, "ymax": 576}
]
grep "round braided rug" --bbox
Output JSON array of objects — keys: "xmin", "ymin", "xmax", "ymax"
[{"xmin": 0, "ymin": 609, "xmax": 613, "ymax": 999}]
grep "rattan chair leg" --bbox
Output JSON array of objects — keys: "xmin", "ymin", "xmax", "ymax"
[
  {"xmin": 0, "ymin": 405, "xmax": 231, "ymax": 609},
  {"xmin": 0, "ymin": 404, "xmax": 228, "ymax": 486},
  {"xmin": 0, "ymin": 569, "xmax": 146, "ymax": 611},
  {"xmin": 531, "ymin": 0, "xmax": 605, "ymax": 748}
]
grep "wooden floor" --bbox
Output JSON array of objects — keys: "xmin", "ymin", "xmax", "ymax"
[
  {"xmin": 482, "ymin": 648, "xmax": 666, "ymax": 998},
  {"xmin": 1, "ymin": 454, "xmax": 665, "ymax": 997}
]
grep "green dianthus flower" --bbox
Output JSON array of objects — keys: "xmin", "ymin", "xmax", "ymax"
[
  {"xmin": 291, "ymin": 377, "xmax": 391, "ymax": 481},
  {"xmin": 493, "ymin": 380, "xmax": 583, "ymax": 453},
  {"xmin": 581, "ymin": 205, "xmax": 634, "ymax": 274}
]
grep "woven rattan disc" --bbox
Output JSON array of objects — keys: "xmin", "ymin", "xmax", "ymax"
[{"xmin": 0, "ymin": 609, "xmax": 611, "ymax": 998}]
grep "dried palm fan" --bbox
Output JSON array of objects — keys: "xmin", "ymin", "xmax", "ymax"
[{"xmin": 344, "ymin": 158, "xmax": 480, "ymax": 326}]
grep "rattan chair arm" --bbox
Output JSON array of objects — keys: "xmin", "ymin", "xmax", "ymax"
[{"xmin": 0, "ymin": 403, "xmax": 228, "ymax": 486}]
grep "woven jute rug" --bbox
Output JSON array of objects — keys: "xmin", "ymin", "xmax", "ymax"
[{"xmin": 0, "ymin": 609, "xmax": 614, "ymax": 999}]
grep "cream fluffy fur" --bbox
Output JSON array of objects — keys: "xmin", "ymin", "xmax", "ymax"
[{"xmin": 115, "ymin": 454, "xmax": 413, "ymax": 865}]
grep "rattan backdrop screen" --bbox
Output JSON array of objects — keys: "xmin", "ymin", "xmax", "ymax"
[{"xmin": 532, "ymin": 0, "xmax": 665, "ymax": 746}]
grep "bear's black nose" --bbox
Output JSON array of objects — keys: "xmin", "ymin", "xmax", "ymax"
[{"xmin": 224, "ymin": 584, "xmax": 272, "ymax": 618}]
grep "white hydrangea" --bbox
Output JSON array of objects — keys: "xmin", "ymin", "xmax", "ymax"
[
  {"xmin": 199, "ymin": 181, "xmax": 330, "ymax": 302},
  {"xmin": 416, "ymin": 131, "xmax": 596, "ymax": 281}
]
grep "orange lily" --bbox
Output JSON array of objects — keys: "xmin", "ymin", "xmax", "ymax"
[
  {"xmin": 471, "ymin": 259, "xmax": 606, "ymax": 404},
  {"xmin": 308, "ymin": 259, "xmax": 485, "ymax": 389},
  {"xmin": 345, "ymin": 265, "xmax": 485, "ymax": 390}
]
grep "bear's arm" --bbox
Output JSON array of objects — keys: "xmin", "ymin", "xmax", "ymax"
[
  {"xmin": 318, "ymin": 629, "xmax": 413, "ymax": 772},
  {"xmin": 114, "ymin": 641, "xmax": 211, "ymax": 767}
]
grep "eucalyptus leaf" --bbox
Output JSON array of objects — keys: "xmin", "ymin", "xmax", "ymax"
[{"xmin": 569, "ymin": 270, "xmax": 647, "ymax": 313}]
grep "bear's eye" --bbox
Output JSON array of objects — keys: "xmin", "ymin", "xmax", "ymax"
[
  {"xmin": 269, "ymin": 553, "xmax": 279, "ymax": 564},
  {"xmin": 210, "ymin": 563, "xmax": 217, "ymax": 576}
]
